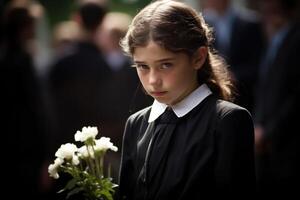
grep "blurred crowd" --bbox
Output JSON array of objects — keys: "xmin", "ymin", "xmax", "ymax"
[
  {"xmin": 0, "ymin": 0, "xmax": 151, "ymax": 199},
  {"xmin": 200, "ymin": 0, "xmax": 300, "ymax": 197},
  {"xmin": 0, "ymin": 0, "xmax": 299, "ymax": 199}
]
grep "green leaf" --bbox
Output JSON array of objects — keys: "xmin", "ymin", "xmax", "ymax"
[
  {"xmin": 66, "ymin": 187, "xmax": 84, "ymax": 199},
  {"xmin": 65, "ymin": 178, "xmax": 78, "ymax": 190}
]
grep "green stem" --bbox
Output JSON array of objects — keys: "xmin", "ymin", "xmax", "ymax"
[
  {"xmin": 79, "ymin": 158, "xmax": 84, "ymax": 170},
  {"xmin": 93, "ymin": 146, "xmax": 102, "ymax": 178},
  {"xmin": 100, "ymin": 153, "xmax": 104, "ymax": 178},
  {"xmin": 86, "ymin": 145, "xmax": 96, "ymax": 176}
]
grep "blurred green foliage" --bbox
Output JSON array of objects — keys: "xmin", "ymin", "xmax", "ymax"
[
  {"xmin": 39, "ymin": 0, "xmax": 151, "ymax": 28},
  {"xmin": 109, "ymin": 0, "xmax": 151, "ymax": 16}
]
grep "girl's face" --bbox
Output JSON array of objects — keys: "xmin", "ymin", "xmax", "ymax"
[{"xmin": 133, "ymin": 41, "xmax": 201, "ymax": 105}]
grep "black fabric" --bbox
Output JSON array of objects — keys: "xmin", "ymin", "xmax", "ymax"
[
  {"xmin": 147, "ymin": 108, "xmax": 179, "ymax": 182},
  {"xmin": 118, "ymin": 95, "xmax": 255, "ymax": 200},
  {"xmin": 135, "ymin": 108, "xmax": 179, "ymax": 199}
]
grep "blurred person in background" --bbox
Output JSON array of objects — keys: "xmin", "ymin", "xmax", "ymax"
[
  {"xmin": 5, "ymin": 0, "xmax": 53, "ymax": 77},
  {"xmin": 97, "ymin": 11, "xmax": 152, "ymax": 120},
  {"xmin": 97, "ymin": 12, "xmax": 133, "ymax": 73},
  {"xmin": 199, "ymin": 0, "xmax": 264, "ymax": 113},
  {"xmin": 96, "ymin": 11, "xmax": 152, "ymax": 180},
  {"xmin": 46, "ymin": 2, "xmax": 151, "ymax": 198},
  {"xmin": 46, "ymin": 2, "xmax": 111, "ymax": 199},
  {"xmin": 0, "ymin": 5, "xmax": 47, "ymax": 198},
  {"xmin": 253, "ymin": 0, "xmax": 300, "ymax": 197},
  {"xmin": 51, "ymin": 20, "xmax": 80, "ymax": 59}
]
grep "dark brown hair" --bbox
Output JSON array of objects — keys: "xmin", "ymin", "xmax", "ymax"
[{"xmin": 121, "ymin": 0, "xmax": 236, "ymax": 101}]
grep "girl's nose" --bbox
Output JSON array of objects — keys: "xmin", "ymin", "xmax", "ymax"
[{"xmin": 148, "ymin": 69, "xmax": 161, "ymax": 86}]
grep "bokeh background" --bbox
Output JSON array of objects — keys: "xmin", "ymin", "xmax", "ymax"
[{"xmin": 1, "ymin": 0, "xmax": 300, "ymax": 199}]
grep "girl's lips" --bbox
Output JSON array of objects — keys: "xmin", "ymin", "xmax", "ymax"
[{"xmin": 150, "ymin": 91, "xmax": 167, "ymax": 97}]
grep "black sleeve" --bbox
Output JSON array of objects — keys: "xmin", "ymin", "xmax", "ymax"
[
  {"xmin": 117, "ymin": 116, "xmax": 136, "ymax": 200},
  {"xmin": 214, "ymin": 108, "xmax": 256, "ymax": 197}
]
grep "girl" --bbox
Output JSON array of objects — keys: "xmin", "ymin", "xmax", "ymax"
[{"xmin": 118, "ymin": 0, "xmax": 255, "ymax": 199}]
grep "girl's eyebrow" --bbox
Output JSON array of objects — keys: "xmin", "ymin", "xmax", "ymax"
[
  {"xmin": 155, "ymin": 57, "xmax": 175, "ymax": 63},
  {"xmin": 133, "ymin": 60, "xmax": 146, "ymax": 64},
  {"xmin": 134, "ymin": 57, "xmax": 176, "ymax": 63}
]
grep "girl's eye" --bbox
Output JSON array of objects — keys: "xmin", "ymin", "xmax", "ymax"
[
  {"xmin": 135, "ymin": 64, "xmax": 149, "ymax": 70},
  {"xmin": 161, "ymin": 63, "xmax": 172, "ymax": 69}
]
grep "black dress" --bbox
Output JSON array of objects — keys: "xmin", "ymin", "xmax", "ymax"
[{"xmin": 118, "ymin": 95, "xmax": 255, "ymax": 199}]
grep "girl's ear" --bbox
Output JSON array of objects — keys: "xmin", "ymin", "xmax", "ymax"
[{"xmin": 192, "ymin": 46, "xmax": 208, "ymax": 70}]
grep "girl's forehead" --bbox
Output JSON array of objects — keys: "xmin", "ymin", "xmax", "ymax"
[{"xmin": 133, "ymin": 41, "xmax": 177, "ymax": 62}]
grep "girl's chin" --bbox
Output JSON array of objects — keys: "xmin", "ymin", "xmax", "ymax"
[
  {"xmin": 153, "ymin": 97, "xmax": 174, "ymax": 105},
  {"xmin": 153, "ymin": 97, "xmax": 168, "ymax": 104}
]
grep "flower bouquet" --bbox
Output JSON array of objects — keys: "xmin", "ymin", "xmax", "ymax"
[{"xmin": 48, "ymin": 126, "xmax": 118, "ymax": 200}]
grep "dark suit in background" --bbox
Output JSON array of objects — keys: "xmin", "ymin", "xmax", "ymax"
[
  {"xmin": 254, "ymin": 22, "xmax": 300, "ymax": 197},
  {"xmin": 0, "ymin": 7, "xmax": 47, "ymax": 198},
  {"xmin": 253, "ymin": 0, "xmax": 300, "ymax": 196},
  {"xmin": 203, "ymin": 2, "xmax": 264, "ymax": 113},
  {"xmin": 48, "ymin": 41, "xmax": 112, "ymax": 146}
]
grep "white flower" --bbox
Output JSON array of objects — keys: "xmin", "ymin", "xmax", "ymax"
[
  {"xmin": 48, "ymin": 158, "xmax": 64, "ymax": 179},
  {"xmin": 74, "ymin": 126, "xmax": 98, "ymax": 142},
  {"xmin": 95, "ymin": 137, "xmax": 118, "ymax": 152},
  {"xmin": 48, "ymin": 126, "xmax": 118, "ymax": 200},
  {"xmin": 72, "ymin": 155, "xmax": 80, "ymax": 165},
  {"xmin": 55, "ymin": 143, "xmax": 78, "ymax": 160},
  {"xmin": 78, "ymin": 145, "xmax": 95, "ymax": 159}
]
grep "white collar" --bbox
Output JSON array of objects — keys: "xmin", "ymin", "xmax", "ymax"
[{"xmin": 148, "ymin": 84, "xmax": 212, "ymax": 122}]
